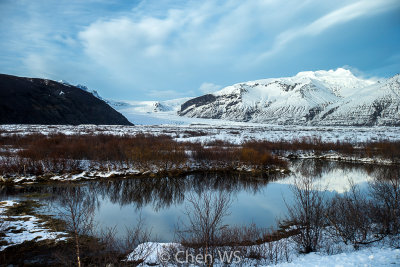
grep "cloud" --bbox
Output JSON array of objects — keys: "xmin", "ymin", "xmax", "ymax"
[
  {"xmin": 146, "ymin": 89, "xmax": 195, "ymax": 99},
  {"xmin": 199, "ymin": 82, "xmax": 221, "ymax": 94},
  {"xmin": 77, "ymin": 0, "xmax": 400, "ymax": 92},
  {"xmin": 1, "ymin": 0, "xmax": 399, "ymax": 100},
  {"xmin": 78, "ymin": 0, "xmax": 320, "ymax": 98},
  {"xmin": 260, "ymin": 0, "xmax": 400, "ymax": 60}
]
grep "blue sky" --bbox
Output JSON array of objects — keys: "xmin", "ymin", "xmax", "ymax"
[{"xmin": 0, "ymin": 0, "xmax": 399, "ymax": 100}]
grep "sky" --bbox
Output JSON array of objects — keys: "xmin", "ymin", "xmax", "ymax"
[{"xmin": 0, "ymin": 0, "xmax": 399, "ymax": 101}]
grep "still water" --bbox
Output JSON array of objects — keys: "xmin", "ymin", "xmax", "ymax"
[{"xmin": 0, "ymin": 160, "xmax": 397, "ymax": 241}]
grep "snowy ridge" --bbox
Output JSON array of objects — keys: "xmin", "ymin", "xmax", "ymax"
[
  {"xmin": 59, "ymin": 80, "xmax": 109, "ymax": 102},
  {"xmin": 178, "ymin": 69, "xmax": 400, "ymax": 126}
]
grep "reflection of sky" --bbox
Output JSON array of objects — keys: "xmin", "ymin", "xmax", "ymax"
[{"xmin": 279, "ymin": 165, "xmax": 373, "ymax": 193}]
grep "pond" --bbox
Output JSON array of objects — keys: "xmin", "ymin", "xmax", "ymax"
[{"xmin": 0, "ymin": 159, "xmax": 397, "ymax": 242}]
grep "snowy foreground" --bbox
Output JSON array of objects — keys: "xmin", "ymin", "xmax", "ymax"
[
  {"xmin": 1, "ymin": 124, "xmax": 400, "ymax": 144},
  {"xmin": 0, "ymin": 200, "xmax": 67, "ymax": 251},
  {"xmin": 127, "ymin": 241, "xmax": 400, "ymax": 267},
  {"xmin": 273, "ymin": 248, "xmax": 400, "ymax": 267},
  {"xmin": 266, "ymin": 247, "xmax": 400, "ymax": 267}
]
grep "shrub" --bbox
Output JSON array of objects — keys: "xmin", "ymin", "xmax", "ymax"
[
  {"xmin": 281, "ymin": 175, "xmax": 326, "ymax": 253},
  {"xmin": 326, "ymin": 182, "xmax": 384, "ymax": 249}
]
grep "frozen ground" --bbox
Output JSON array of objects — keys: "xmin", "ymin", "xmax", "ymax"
[
  {"xmin": 128, "ymin": 240, "xmax": 400, "ymax": 267},
  {"xmin": 271, "ymin": 247, "xmax": 400, "ymax": 267},
  {"xmin": 0, "ymin": 200, "xmax": 68, "ymax": 251},
  {"xmin": 1, "ymin": 123, "xmax": 399, "ymax": 144}
]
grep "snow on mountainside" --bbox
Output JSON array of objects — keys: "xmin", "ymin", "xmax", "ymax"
[
  {"xmin": 59, "ymin": 80, "xmax": 108, "ymax": 103},
  {"xmin": 63, "ymin": 68, "xmax": 400, "ymax": 126},
  {"xmin": 59, "ymin": 80, "xmax": 193, "ymax": 124},
  {"xmin": 59, "ymin": 80, "xmax": 187, "ymax": 113},
  {"xmin": 117, "ymin": 98, "xmax": 191, "ymax": 113},
  {"xmin": 59, "ymin": 80, "xmax": 134, "ymax": 109},
  {"xmin": 316, "ymin": 74, "xmax": 400, "ymax": 126},
  {"xmin": 178, "ymin": 68, "xmax": 400, "ymax": 126},
  {"xmin": 110, "ymin": 98, "xmax": 192, "ymax": 124}
]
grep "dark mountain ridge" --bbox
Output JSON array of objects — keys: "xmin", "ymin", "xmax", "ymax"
[{"xmin": 0, "ymin": 74, "xmax": 133, "ymax": 125}]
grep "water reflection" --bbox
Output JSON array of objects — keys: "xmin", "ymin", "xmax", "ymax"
[
  {"xmin": 284, "ymin": 160, "xmax": 398, "ymax": 193},
  {"xmin": 0, "ymin": 159, "xmax": 398, "ymax": 241},
  {"xmin": 86, "ymin": 173, "xmax": 274, "ymax": 211}
]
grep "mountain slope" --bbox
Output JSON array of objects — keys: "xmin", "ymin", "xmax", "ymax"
[
  {"xmin": 106, "ymin": 98, "xmax": 192, "ymax": 125},
  {"xmin": 0, "ymin": 74, "xmax": 133, "ymax": 125},
  {"xmin": 178, "ymin": 69, "xmax": 400, "ymax": 126},
  {"xmin": 316, "ymin": 74, "xmax": 400, "ymax": 126}
]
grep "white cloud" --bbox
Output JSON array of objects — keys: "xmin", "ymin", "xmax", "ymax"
[
  {"xmin": 199, "ymin": 82, "xmax": 221, "ymax": 94},
  {"xmin": 77, "ymin": 1, "xmax": 294, "ymax": 88}
]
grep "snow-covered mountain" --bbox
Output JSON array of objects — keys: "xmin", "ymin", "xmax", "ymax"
[
  {"xmin": 107, "ymin": 98, "xmax": 192, "ymax": 125},
  {"xmin": 178, "ymin": 68, "xmax": 400, "ymax": 126},
  {"xmin": 115, "ymin": 98, "xmax": 191, "ymax": 113},
  {"xmin": 61, "ymin": 68, "xmax": 400, "ymax": 126},
  {"xmin": 59, "ymin": 80, "xmax": 193, "ymax": 124}
]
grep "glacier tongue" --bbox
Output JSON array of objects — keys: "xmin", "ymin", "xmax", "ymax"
[{"xmin": 178, "ymin": 69, "xmax": 400, "ymax": 126}]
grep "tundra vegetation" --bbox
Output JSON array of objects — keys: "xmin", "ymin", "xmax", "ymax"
[
  {"xmin": 0, "ymin": 133, "xmax": 287, "ymax": 178},
  {"xmin": 0, "ymin": 133, "xmax": 399, "ymax": 180}
]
